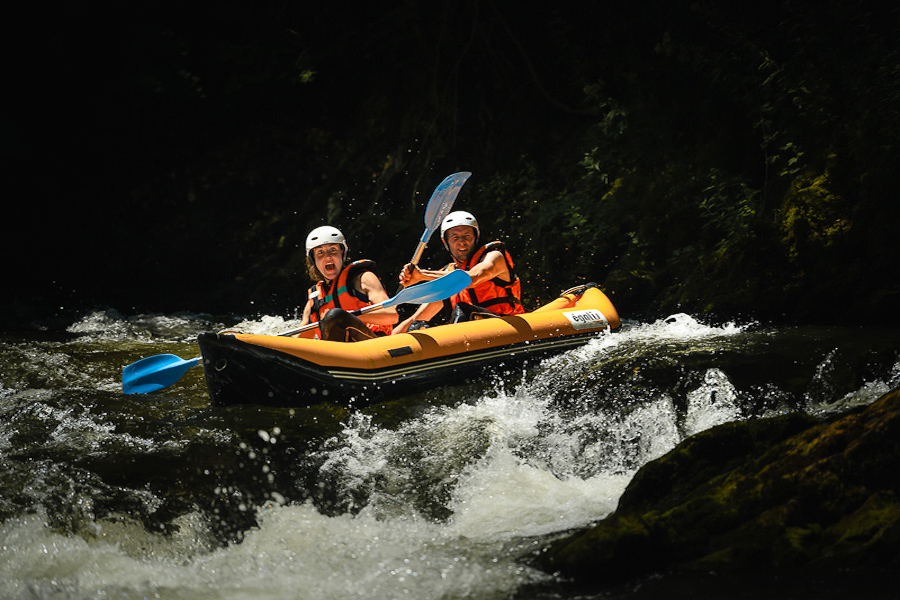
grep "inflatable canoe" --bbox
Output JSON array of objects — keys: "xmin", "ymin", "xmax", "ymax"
[{"xmin": 197, "ymin": 283, "xmax": 620, "ymax": 408}]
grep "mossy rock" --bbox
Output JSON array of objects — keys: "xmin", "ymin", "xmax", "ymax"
[{"xmin": 537, "ymin": 389, "xmax": 900, "ymax": 583}]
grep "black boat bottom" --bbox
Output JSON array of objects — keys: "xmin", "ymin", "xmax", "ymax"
[{"xmin": 197, "ymin": 330, "xmax": 602, "ymax": 408}]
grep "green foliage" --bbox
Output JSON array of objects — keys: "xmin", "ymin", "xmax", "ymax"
[
  {"xmin": 516, "ymin": 1, "xmax": 899, "ymax": 320},
  {"xmin": 473, "ymin": 163, "xmax": 563, "ymax": 306},
  {"xmin": 697, "ymin": 169, "xmax": 762, "ymax": 255},
  {"xmin": 778, "ymin": 164, "xmax": 853, "ymax": 264},
  {"xmin": 49, "ymin": 1, "xmax": 897, "ymax": 323}
]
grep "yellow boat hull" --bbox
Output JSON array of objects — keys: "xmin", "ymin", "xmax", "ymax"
[{"xmin": 198, "ymin": 284, "xmax": 620, "ymax": 407}]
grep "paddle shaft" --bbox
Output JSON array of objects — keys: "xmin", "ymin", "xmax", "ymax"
[
  {"xmin": 409, "ymin": 240, "xmax": 429, "ymax": 267},
  {"xmin": 146, "ymin": 296, "xmax": 402, "ymax": 367}
]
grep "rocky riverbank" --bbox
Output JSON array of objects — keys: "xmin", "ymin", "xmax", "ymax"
[{"xmin": 537, "ymin": 388, "xmax": 900, "ymax": 585}]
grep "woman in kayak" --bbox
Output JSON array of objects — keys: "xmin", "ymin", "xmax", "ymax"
[{"xmin": 297, "ymin": 226, "xmax": 398, "ymax": 341}]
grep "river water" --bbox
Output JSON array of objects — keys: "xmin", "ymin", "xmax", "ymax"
[{"xmin": 1, "ymin": 310, "xmax": 898, "ymax": 599}]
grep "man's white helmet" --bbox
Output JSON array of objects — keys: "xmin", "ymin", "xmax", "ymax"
[
  {"xmin": 440, "ymin": 211, "xmax": 479, "ymax": 249},
  {"xmin": 305, "ymin": 226, "xmax": 348, "ymax": 256}
]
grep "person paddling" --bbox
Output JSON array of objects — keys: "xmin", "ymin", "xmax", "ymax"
[
  {"xmin": 394, "ymin": 211, "xmax": 524, "ymax": 333},
  {"xmin": 297, "ymin": 226, "xmax": 398, "ymax": 341}
]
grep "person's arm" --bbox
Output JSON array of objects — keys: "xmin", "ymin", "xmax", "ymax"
[
  {"xmin": 355, "ymin": 270, "xmax": 399, "ymax": 326},
  {"xmin": 463, "ymin": 250, "xmax": 509, "ymax": 285},
  {"xmin": 393, "ymin": 252, "xmax": 511, "ymax": 334},
  {"xmin": 398, "ymin": 250, "xmax": 511, "ymax": 289},
  {"xmin": 291, "ymin": 298, "xmax": 314, "ymax": 337},
  {"xmin": 398, "ymin": 264, "xmax": 446, "ymax": 287}
]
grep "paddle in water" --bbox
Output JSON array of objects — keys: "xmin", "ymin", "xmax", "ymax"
[
  {"xmin": 122, "ymin": 355, "xmax": 202, "ymax": 395},
  {"xmin": 121, "ymin": 270, "xmax": 472, "ymax": 394}
]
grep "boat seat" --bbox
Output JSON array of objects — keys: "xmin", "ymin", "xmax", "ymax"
[
  {"xmin": 451, "ymin": 302, "xmax": 501, "ymax": 324},
  {"xmin": 319, "ymin": 308, "xmax": 383, "ymax": 342}
]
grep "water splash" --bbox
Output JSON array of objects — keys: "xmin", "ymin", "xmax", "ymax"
[
  {"xmin": 0, "ymin": 501, "xmax": 549, "ymax": 600},
  {"xmin": 65, "ymin": 309, "xmax": 223, "ymax": 342},
  {"xmin": 683, "ymin": 368, "xmax": 743, "ymax": 436},
  {"xmin": 3, "ymin": 310, "xmax": 899, "ymax": 600},
  {"xmin": 227, "ymin": 315, "xmax": 305, "ymax": 336},
  {"xmin": 807, "ymin": 354, "xmax": 900, "ymax": 417}
]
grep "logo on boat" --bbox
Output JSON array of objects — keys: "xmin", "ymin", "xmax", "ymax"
[{"xmin": 563, "ymin": 309, "xmax": 608, "ymax": 330}]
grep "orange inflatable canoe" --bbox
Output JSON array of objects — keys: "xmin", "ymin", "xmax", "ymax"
[{"xmin": 197, "ymin": 283, "xmax": 620, "ymax": 407}]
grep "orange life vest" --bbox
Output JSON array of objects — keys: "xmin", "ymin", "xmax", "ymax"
[
  {"xmin": 447, "ymin": 242, "xmax": 524, "ymax": 315},
  {"xmin": 305, "ymin": 260, "xmax": 393, "ymax": 338}
]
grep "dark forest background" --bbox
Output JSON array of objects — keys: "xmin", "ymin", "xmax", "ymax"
[{"xmin": 5, "ymin": 1, "xmax": 899, "ymax": 328}]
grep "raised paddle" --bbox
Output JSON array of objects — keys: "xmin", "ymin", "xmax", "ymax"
[
  {"xmin": 122, "ymin": 270, "xmax": 473, "ymax": 395},
  {"xmin": 409, "ymin": 171, "xmax": 471, "ymax": 267}
]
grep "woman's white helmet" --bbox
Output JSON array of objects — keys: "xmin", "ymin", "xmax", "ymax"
[
  {"xmin": 305, "ymin": 226, "xmax": 348, "ymax": 257},
  {"xmin": 440, "ymin": 211, "xmax": 479, "ymax": 249}
]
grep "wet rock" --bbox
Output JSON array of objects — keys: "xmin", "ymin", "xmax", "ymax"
[{"xmin": 537, "ymin": 388, "xmax": 900, "ymax": 582}]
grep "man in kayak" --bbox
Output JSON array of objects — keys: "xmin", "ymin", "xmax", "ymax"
[
  {"xmin": 297, "ymin": 226, "xmax": 398, "ymax": 341},
  {"xmin": 393, "ymin": 211, "xmax": 524, "ymax": 333}
]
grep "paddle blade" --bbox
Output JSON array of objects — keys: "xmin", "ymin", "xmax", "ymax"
[
  {"xmin": 388, "ymin": 270, "xmax": 472, "ymax": 307},
  {"xmin": 403, "ymin": 171, "xmax": 472, "ymax": 277},
  {"xmin": 423, "ymin": 171, "xmax": 471, "ymax": 237},
  {"xmin": 122, "ymin": 354, "xmax": 201, "ymax": 394}
]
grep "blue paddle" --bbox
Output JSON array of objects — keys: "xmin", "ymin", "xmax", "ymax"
[
  {"xmin": 121, "ymin": 270, "xmax": 472, "ymax": 395},
  {"xmin": 395, "ymin": 171, "xmax": 471, "ymax": 294},
  {"xmin": 122, "ymin": 355, "xmax": 202, "ymax": 395},
  {"xmin": 408, "ymin": 171, "xmax": 471, "ymax": 266}
]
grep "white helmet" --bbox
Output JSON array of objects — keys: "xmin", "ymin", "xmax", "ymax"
[
  {"xmin": 305, "ymin": 225, "xmax": 348, "ymax": 256},
  {"xmin": 440, "ymin": 211, "xmax": 479, "ymax": 249}
]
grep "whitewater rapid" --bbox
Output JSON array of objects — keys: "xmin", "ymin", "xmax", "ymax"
[{"xmin": 2, "ymin": 312, "xmax": 898, "ymax": 599}]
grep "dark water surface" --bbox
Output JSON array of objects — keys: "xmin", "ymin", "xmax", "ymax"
[{"xmin": 2, "ymin": 310, "xmax": 898, "ymax": 599}]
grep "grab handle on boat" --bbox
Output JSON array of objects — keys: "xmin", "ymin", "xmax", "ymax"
[{"xmin": 559, "ymin": 282, "xmax": 600, "ymax": 297}]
